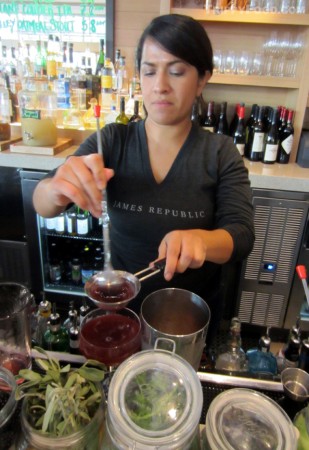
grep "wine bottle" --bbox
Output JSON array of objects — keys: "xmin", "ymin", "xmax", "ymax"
[
  {"xmin": 215, "ymin": 101, "xmax": 229, "ymax": 135},
  {"xmin": 190, "ymin": 100, "xmax": 200, "ymax": 126},
  {"xmin": 232, "ymin": 105, "xmax": 246, "ymax": 157},
  {"xmin": 277, "ymin": 109, "xmax": 294, "ymax": 164},
  {"xmin": 95, "ymin": 38, "xmax": 105, "ymax": 76},
  {"xmin": 42, "ymin": 304, "xmax": 70, "ymax": 352},
  {"xmin": 229, "ymin": 102, "xmax": 245, "ymax": 136},
  {"xmin": 262, "ymin": 108, "xmax": 279, "ymax": 164},
  {"xmin": 201, "ymin": 100, "xmax": 216, "ymax": 132},
  {"xmin": 129, "ymin": 100, "xmax": 142, "ymax": 122},
  {"xmin": 116, "ymin": 96, "xmax": 129, "ymax": 124},
  {"xmin": 247, "ymin": 106, "xmax": 265, "ymax": 161},
  {"xmin": 244, "ymin": 103, "xmax": 258, "ymax": 158}
]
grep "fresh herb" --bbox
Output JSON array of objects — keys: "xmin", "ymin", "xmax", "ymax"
[
  {"xmin": 15, "ymin": 347, "xmax": 106, "ymax": 437},
  {"xmin": 124, "ymin": 369, "xmax": 187, "ymax": 431}
]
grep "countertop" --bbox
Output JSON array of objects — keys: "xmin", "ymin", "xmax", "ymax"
[{"xmin": 1, "ymin": 138, "xmax": 309, "ymax": 192}]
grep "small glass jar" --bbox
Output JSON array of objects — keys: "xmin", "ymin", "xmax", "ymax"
[{"xmin": 18, "ymin": 77, "xmax": 57, "ymax": 146}]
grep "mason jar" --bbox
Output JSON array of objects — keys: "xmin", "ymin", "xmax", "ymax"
[{"xmin": 18, "ymin": 77, "xmax": 57, "ymax": 146}]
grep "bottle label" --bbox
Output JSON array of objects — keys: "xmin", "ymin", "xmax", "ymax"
[
  {"xmin": 77, "ymin": 217, "xmax": 89, "ymax": 235},
  {"xmin": 202, "ymin": 126, "xmax": 214, "ymax": 133},
  {"xmin": 45, "ymin": 217, "xmax": 55, "ymax": 230},
  {"xmin": 264, "ymin": 143, "xmax": 279, "ymax": 162},
  {"xmin": 55, "ymin": 215, "xmax": 65, "ymax": 233},
  {"xmin": 21, "ymin": 108, "xmax": 41, "ymax": 120},
  {"xmin": 236, "ymin": 143, "xmax": 245, "ymax": 156},
  {"xmin": 252, "ymin": 132, "xmax": 264, "ymax": 153},
  {"xmin": 281, "ymin": 134, "xmax": 294, "ymax": 155},
  {"xmin": 102, "ymin": 74, "xmax": 112, "ymax": 90}
]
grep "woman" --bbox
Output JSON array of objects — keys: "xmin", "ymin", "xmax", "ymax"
[{"xmin": 33, "ymin": 14, "xmax": 255, "ymax": 341}]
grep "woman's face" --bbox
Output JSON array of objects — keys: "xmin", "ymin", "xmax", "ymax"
[{"xmin": 140, "ymin": 38, "xmax": 208, "ymax": 127}]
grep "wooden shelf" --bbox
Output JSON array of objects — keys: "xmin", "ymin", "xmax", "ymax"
[
  {"xmin": 170, "ymin": 8, "xmax": 309, "ymax": 26},
  {"xmin": 210, "ymin": 74, "xmax": 300, "ymax": 88}
]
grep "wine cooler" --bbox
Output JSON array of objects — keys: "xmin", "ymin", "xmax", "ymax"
[{"xmin": 236, "ymin": 188, "xmax": 309, "ymax": 329}]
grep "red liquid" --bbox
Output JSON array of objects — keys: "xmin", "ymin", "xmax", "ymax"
[
  {"xmin": 80, "ymin": 314, "xmax": 141, "ymax": 366},
  {"xmin": 89, "ymin": 279, "xmax": 135, "ymax": 304},
  {"xmin": 1, "ymin": 354, "xmax": 31, "ymax": 377}
]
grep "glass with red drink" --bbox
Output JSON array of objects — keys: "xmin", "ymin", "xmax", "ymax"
[{"xmin": 79, "ymin": 308, "xmax": 141, "ymax": 366}]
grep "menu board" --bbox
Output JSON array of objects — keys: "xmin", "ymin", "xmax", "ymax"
[{"xmin": 0, "ymin": 0, "xmax": 106, "ymax": 40}]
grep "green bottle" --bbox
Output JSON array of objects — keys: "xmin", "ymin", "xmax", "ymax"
[
  {"xmin": 43, "ymin": 304, "xmax": 69, "ymax": 352},
  {"xmin": 116, "ymin": 96, "xmax": 129, "ymax": 124},
  {"xmin": 95, "ymin": 38, "xmax": 105, "ymax": 76}
]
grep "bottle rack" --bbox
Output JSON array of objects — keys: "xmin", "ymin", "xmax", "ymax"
[{"xmin": 160, "ymin": 0, "xmax": 309, "ymax": 163}]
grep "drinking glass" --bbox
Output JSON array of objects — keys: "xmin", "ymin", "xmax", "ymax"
[
  {"xmin": 250, "ymin": 52, "xmax": 263, "ymax": 76},
  {"xmin": 296, "ymin": 0, "xmax": 307, "ymax": 13},
  {"xmin": 0, "ymin": 283, "xmax": 32, "ymax": 377},
  {"xmin": 236, "ymin": 51, "xmax": 250, "ymax": 75},
  {"xmin": 223, "ymin": 50, "xmax": 236, "ymax": 74},
  {"xmin": 213, "ymin": 49, "xmax": 223, "ymax": 73}
]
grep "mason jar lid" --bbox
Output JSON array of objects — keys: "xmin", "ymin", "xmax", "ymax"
[
  {"xmin": 205, "ymin": 388, "xmax": 297, "ymax": 450},
  {"xmin": 107, "ymin": 348, "xmax": 203, "ymax": 449}
]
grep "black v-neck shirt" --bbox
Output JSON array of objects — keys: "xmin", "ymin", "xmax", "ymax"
[{"xmin": 56, "ymin": 121, "xmax": 254, "ymax": 314}]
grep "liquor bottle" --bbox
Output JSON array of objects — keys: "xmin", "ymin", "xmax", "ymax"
[
  {"xmin": 299, "ymin": 338, "xmax": 309, "ymax": 373},
  {"xmin": 200, "ymin": 100, "xmax": 216, "ymax": 132},
  {"xmin": 43, "ymin": 304, "xmax": 69, "ymax": 352},
  {"xmin": 81, "ymin": 244, "xmax": 94, "ymax": 284},
  {"xmin": 69, "ymin": 315, "xmax": 80, "ymax": 354},
  {"xmin": 277, "ymin": 109, "xmax": 294, "ymax": 164},
  {"xmin": 116, "ymin": 55, "xmax": 129, "ymax": 95},
  {"xmin": 247, "ymin": 105, "xmax": 265, "ymax": 161},
  {"xmin": 49, "ymin": 241, "xmax": 62, "ymax": 284},
  {"xmin": 277, "ymin": 106, "xmax": 287, "ymax": 134},
  {"xmin": 95, "ymin": 38, "xmax": 105, "ymax": 76},
  {"xmin": 46, "ymin": 34, "xmax": 57, "ymax": 81},
  {"xmin": 112, "ymin": 48, "xmax": 121, "ymax": 91},
  {"xmin": 33, "ymin": 297, "xmax": 52, "ymax": 347},
  {"xmin": 215, "ymin": 101, "xmax": 229, "ymax": 135},
  {"xmin": 63, "ymin": 300, "xmax": 78, "ymax": 331},
  {"xmin": 129, "ymin": 100, "xmax": 142, "ymax": 122},
  {"xmin": 246, "ymin": 327, "xmax": 277, "ymax": 375},
  {"xmin": 4, "ymin": 73, "xmax": 17, "ymax": 123},
  {"xmin": 79, "ymin": 298, "xmax": 91, "ymax": 325},
  {"xmin": 229, "ymin": 102, "xmax": 240, "ymax": 136},
  {"xmin": 232, "ymin": 105, "xmax": 246, "ymax": 157},
  {"xmin": 55, "ymin": 212, "xmax": 66, "ymax": 234},
  {"xmin": 101, "ymin": 57, "xmax": 114, "ymax": 111},
  {"xmin": 0, "ymin": 82, "xmax": 11, "ymax": 140},
  {"xmin": 71, "ymin": 257, "xmax": 82, "ymax": 285},
  {"xmin": 282, "ymin": 318, "xmax": 301, "ymax": 369},
  {"xmin": 215, "ymin": 317, "xmax": 248, "ymax": 372},
  {"xmin": 66, "ymin": 205, "xmax": 77, "ymax": 235},
  {"xmin": 116, "ymin": 97, "xmax": 129, "ymax": 124},
  {"xmin": 34, "ymin": 40, "xmax": 43, "ymax": 77},
  {"xmin": 262, "ymin": 108, "xmax": 279, "ymax": 164},
  {"xmin": 76, "ymin": 209, "xmax": 90, "ymax": 235}
]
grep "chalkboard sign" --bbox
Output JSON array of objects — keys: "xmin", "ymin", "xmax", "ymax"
[{"xmin": 0, "ymin": 0, "xmax": 108, "ymax": 41}]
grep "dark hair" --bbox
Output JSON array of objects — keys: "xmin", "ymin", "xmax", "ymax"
[{"xmin": 136, "ymin": 14, "xmax": 214, "ymax": 77}]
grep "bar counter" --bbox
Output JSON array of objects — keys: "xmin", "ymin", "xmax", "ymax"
[{"xmin": 1, "ymin": 137, "xmax": 309, "ymax": 192}]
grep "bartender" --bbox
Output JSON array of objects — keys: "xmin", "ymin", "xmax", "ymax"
[{"xmin": 32, "ymin": 14, "xmax": 255, "ymax": 343}]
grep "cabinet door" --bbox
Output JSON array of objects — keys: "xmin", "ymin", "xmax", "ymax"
[{"xmin": 236, "ymin": 194, "xmax": 308, "ymax": 327}]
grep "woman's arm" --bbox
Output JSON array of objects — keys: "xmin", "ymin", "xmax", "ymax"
[{"xmin": 33, "ymin": 154, "xmax": 114, "ymax": 218}]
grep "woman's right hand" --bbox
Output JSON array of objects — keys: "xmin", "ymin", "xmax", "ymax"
[{"xmin": 33, "ymin": 154, "xmax": 114, "ymax": 218}]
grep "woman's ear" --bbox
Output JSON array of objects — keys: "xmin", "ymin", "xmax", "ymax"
[{"xmin": 197, "ymin": 71, "xmax": 212, "ymax": 96}]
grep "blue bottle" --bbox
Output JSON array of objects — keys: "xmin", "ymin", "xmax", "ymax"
[{"xmin": 246, "ymin": 327, "xmax": 278, "ymax": 376}]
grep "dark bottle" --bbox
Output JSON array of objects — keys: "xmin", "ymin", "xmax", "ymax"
[
  {"xmin": 262, "ymin": 108, "xmax": 279, "ymax": 164},
  {"xmin": 277, "ymin": 106, "xmax": 287, "ymax": 134},
  {"xmin": 4, "ymin": 73, "xmax": 17, "ymax": 123},
  {"xmin": 71, "ymin": 257, "xmax": 82, "ymax": 285},
  {"xmin": 229, "ymin": 102, "xmax": 245, "ymax": 136},
  {"xmin": 277, "ymin": 109, "xmax": 294, "ymax": 164},
  {"xmin": 190, "ymin": 100, "xmax": 200, "ymax": 126},
  {"xmin": 49, "ymin": 241, "xmax": 62, "ymax": 284},
  {"xmin": 247, "ymin": 105, "xmax": 265, "ymax": 162},
  {"xmin": 232, "ymin": 105, "xmax": 246, "ymax": 157},
  {"xmin": 63, "ymin": 300, "xmax": 78, "ymax": 331},
  {"xmin": 201, "ymin": 100, "xmax": 216, "ymax": 132},
  {"xmin": 81, "ymin": 244, "xmax": 94, "ymax": 284},
  {"xmin": 79, "ymin": 298, "xmax": 91, "ymax": 325},
  {"xmin": 95, "ymin": 38, "xmax": 105, "ymax": 76},
  {"xmin": 116, "ymin": 96, "xmax": 129, "ymax": 124},
  {"xmin": 129, "ymin": 100, "xmax": 142, "ymax": 122},
  {"xmin": 244, "ymin": 103, "xmax": 258, "ymax": 157},
  {"xmin": 215, "ymin": 101, "xmax": 229, "ymax": 135},
  {"xmin": 43, "ymin": 304, "xmax": 69, "ymax": 352},
  {"xmin": 299, "ymin": 338, "xmax": 309, "ymax": 373},
  {"xmin": 284, "ymin": 318, "xmax": 301, "ymax": 368},
  {"xmin": 69, "ymin": 315, "xmax": 80, "ymax": 355}
]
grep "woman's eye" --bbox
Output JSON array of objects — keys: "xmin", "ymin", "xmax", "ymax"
[
  {"xmin": 143, "ymin": 71, "xmax": 155, "ymax": 77},
  {"xmin": 170, "ymin": 71, "xmax": 184, "ymax": 77}
]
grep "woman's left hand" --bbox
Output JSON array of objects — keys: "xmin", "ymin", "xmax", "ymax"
[{"xmin": 155, "ymin": 229, "xmax": 234, "ymax": 281}]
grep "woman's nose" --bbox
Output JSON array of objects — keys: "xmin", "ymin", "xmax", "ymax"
[{"xmin": 153, "ymin": 72, "xmax": 170, "ymax": 92}]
